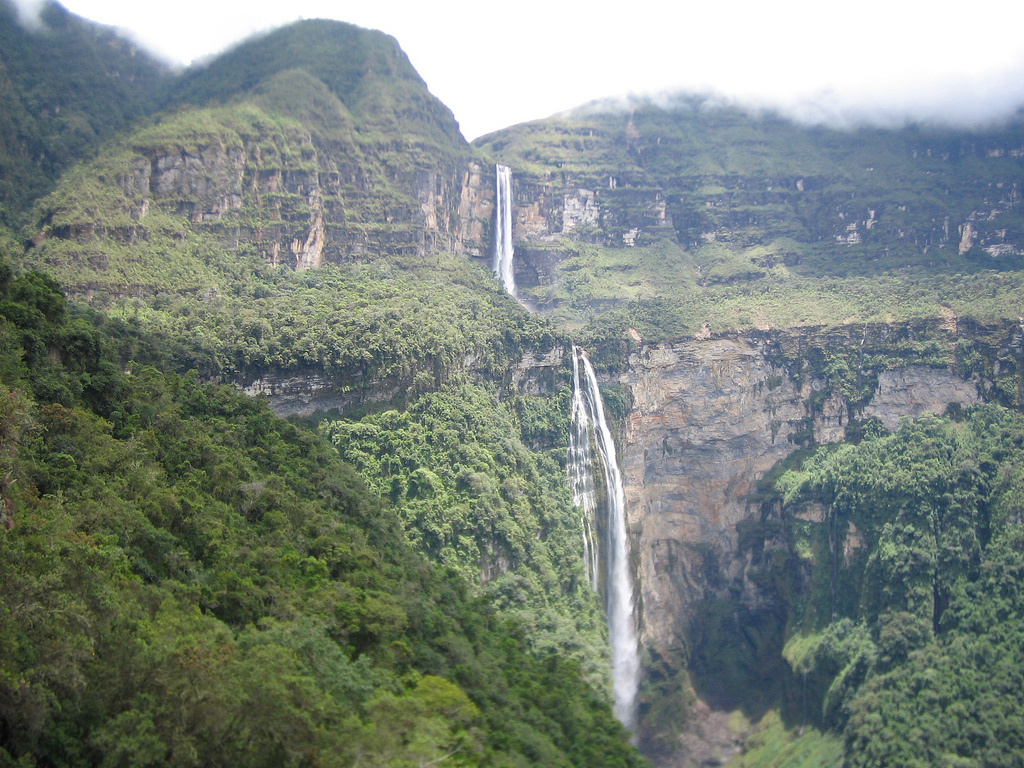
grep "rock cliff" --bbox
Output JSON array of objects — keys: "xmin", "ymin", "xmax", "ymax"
[
  {"xmin": 618, "ymin": 329, "xmax": 980, "ymax": 656},
  {"xmin": 602, "ymin": 318, "xmax": 1024, "ymax": 763},
  {"xmin": 475, "ymin": 100, "xmax": 1024, "ymax": 332},
  {"xmin": 244, "ymin": 343, "xmax": 567, "ymax": 417},
  {"xmin": 479, "ymin": 102, "xmax": 1024, "ymax": 263},
  {"xmin": 24, "ymin": 21, "xmax": 501, "ymax": 295}
]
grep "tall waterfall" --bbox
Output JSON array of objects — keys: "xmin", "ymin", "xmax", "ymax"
[
  {"xmin": 493, "ymin": 164, "xmax": 515, "ymax": 296},
  {"xmin": 568, "ymin": 346, "xmax": 641, "ymax": 731},
  {"xmin": 569, "ymin": 352, "xmax": 601, "ymax": 591}
]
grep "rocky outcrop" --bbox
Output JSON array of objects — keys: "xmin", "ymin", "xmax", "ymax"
[
  {"xmin": 243, "ymin": 369, "xmax": 406, "ymax": 418},
  {"xmin": 245, "ymin": 343, "xmax": 568, "ymax": 418},
  {"xmin": 31, "ymin": 112, "xmax": 504, "ymax": 290},
  {"xmin": 455, "ymin": 161, "xmax": 495, "ymax": 259},
  {"xmin": 121, "ymin": 146, "xmax": 246, "ymax": 223},
  {"xmin": 504, "ymin": 172, "xmax": 675, "ymax": 248}
]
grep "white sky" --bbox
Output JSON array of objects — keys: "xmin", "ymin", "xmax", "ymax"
[{"xmin": 31, "ymin": 0, "xmax": 1024, "ymax": 139}]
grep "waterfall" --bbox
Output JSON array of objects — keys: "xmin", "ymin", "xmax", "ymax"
[
  {"xmin": 493, "ymin": 164, "xmax": 515, "ymax": 296},
  {"xmin": 569, "ymin": 352, "xmax": 601, "ymax": 591},
  {"xmin": 568, "ymin": 346, "xmax": 640, "ymax": 731}
]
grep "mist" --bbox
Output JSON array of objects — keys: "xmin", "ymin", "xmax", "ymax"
[
  {"xmin": 12, "ymin": 0, "xmax": 1024, "ymax": 137},
  {"xmin": 10, "ymin": 0, "xmax": 45, "ymax": 27},
  {"xmin": 560, "ymin": 58, "xmax": 1024, "ymax": 137}
]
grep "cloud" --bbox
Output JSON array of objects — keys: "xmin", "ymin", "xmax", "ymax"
[
  {"xmin": 557, "ymin": 60, "xmax": 1024, "ymax": 135},
  {"xmin": 10, "ymin": 0, "xmax": 46, "ymax": 28}
]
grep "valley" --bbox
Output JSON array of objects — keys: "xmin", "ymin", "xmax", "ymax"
[{"xmin": 2, "ymin": 3, "xmax": 1024, "ymax": 767}]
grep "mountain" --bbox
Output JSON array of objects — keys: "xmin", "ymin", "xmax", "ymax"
[
  {"xmin": 475, "ymin": 95, "xmax": 1024, "ymax": 339},
  {"xmin": 2, "ymin": 6, "xmax": 1024, "ymax": 768},
  {"xmin": 0, "ymin": 0, "xmax": 170, "ymax": 222},
  {"xmin": 169, "ymin": 18, "xmax": 464, "ymax": 148}
]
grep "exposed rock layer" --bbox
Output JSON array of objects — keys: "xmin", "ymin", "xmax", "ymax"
[{"xmin": 617, "ymin": 331, "xmax": 981, "ymax": 661}]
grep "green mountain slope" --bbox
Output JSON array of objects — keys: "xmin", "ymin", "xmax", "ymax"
[
  {"xmin": 5, "ymin": 7, "xmax": 1024, "ymax": 768},
  {"xmin": 4, "ymin": 21, "xmax": 634, "ymax": 764},
  {"xmin": 170, "ymin": 18, "xmax": 464, "ymax": 147},
  {"xmin": 748, "ymin": 407, "xmax": 1024, "ymax": 768},
  {"xmin": 20, "ymin": 19, "xmax": 488, "ymax": 301},
  {"xmin": 476, "ymin": 97, "xmax": 1024, "ymax": 339},
  {"xmin": 0, "ymin": 0, "xmax": 170, "ymax": 221},
  {"xmin": 0, "ymin": 258, "xmax": 643, "ymax": 767}
]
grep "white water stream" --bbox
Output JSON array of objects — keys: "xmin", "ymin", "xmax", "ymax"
[
  {"xmin": 493, "ymin": 164, "xmax": 515, "ymax": 296},
  {"xmin": 568, "ymin": 346, "xmax": 640, "ymax": 731}
]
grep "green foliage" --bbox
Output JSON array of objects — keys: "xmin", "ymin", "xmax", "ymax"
[
  {"xmin": 730, "ymin": 710, "xmax": 843, "ymax": 768},
  {"xmin": 322, "ymin": 380, "xmax": 612, "ymax": 688},
  {"xmin": 0, "ymin": 0, "xmax": 169, "ymax": 220},
  {"xmin": 844, "ymin": 527, "xmax": 1024, "ymax": 768},
  {"xmin": 169, "ymin": 18, "xmax": 463, "ymax": 150},
  {"xmin": 0, "ymin": 262, "xmax": 645, "ymax": 767},
  {"xmin": 782, "ymin": 620, "xmax": 877, "ymax": 727},
  {"xmin": 636, "ymin": 646, "xmax": 696, "ymax": 757},
  {"xmin": 100, "ymin": 255, "xmax": 555, "ymax": 387},
  {"xmin": 762, "ymin": 406, "xmax": 1024, "ymax": 765}
]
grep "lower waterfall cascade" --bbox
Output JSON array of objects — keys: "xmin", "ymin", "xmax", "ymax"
[{"xmin": 567, "ymin": 346, "xmax": 641, "ymax": 731}]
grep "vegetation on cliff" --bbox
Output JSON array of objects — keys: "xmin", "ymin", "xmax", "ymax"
[
  {"xmin": 477, "ymin": 98, "xmax": 1024, "ymax": 341},
  {"xmin": 169, "ymin": 18, "xmax": 464, "ymax": 150},
  {"xmin": 0, "ymin": 257, "xmax": 643, "ymax": 767},
  {"xmin": 322, "ymin": 379, "xmax": 613, "ymax": 687},
  {"xmin": 0, "ymin": 15, "xmax": 647, "ymax": 764},
  {"xmin": 725, "ymin": 407, "xmax": 1024, "ymax": 767}
]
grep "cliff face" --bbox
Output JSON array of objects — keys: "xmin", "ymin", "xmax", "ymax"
[
  {"xmin": 602, "ymin": 318, "xmax": 1024, "ymax": 764},
  {"xmin": 476, "ymin": 102, "xmax": 1024, "ymax": 335},
  {"xmin": 479, "ymin": 103, "xmax": 1024, "ymax": 263},
  {"xmin": 108, "ymin": 120, "xmax": 484, "ymax": 266},
  {"xmin": 618, "ymin": 331, "xmax": 980, "ymax": 657},
  {"xmin": 30, "ymin": 106, "xmax": 495, "ymax": 283},
  {"xmin": 244, "ymin": 344, "xmax": 567, "ymax": 418},
  {"xmin": 24, "ymin": 21, "xmax": 500, "ymax": 295}
]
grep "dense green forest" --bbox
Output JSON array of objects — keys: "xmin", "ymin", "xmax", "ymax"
[
  {"xmin": 0, "ymin": 258, "xmax": 642, "ymax": 767},
  {"xmin": 713, "ymin": 408, "xmax": 1024, "ymax": 768}
]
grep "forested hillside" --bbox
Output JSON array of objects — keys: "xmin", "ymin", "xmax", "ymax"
[
  {"xmin": 0, "ymin": 6, "xmax": 644, "ymax": 765},
  {"xmin": 0, "ymin": 257, "xmax": 642, "ymax": 767},
  {"xmin": 0, "ymin": 0, "xmax": 169, "ymax": 222},
  {"xmin": 754, "ymin": 408, "xmax": 1024, "ymax": 767}
]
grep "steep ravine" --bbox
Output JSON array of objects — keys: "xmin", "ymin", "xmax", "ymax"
[
  {"xmin": 246, "ymin": 314, "xmax": 1024, "ymax": 767},
  {"xmin": 620, "ymin": 331, "xmax": 979, "ymax": 659}
]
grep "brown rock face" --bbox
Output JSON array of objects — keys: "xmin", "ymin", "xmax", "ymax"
[
  {"xmin": 621, "ymin": 338, "xmax": 809, "ymax": 655},
  {"xmin": 614, "ymin": 329, "xmax": 982, "ymax": 762}
]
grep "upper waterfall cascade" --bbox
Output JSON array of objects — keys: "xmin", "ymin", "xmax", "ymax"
[
  {"xmin": 568, "ymin": 346, "xmax": 641, "ymax": 731},
  {"xmin": 493, "ymin": 164, "xmax": 515, "ymax": 296}
]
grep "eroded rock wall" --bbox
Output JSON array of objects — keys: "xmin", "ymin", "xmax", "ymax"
[{"xmin": 616, "ymin": 328, "xmax": 983, "ymax": 670}]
